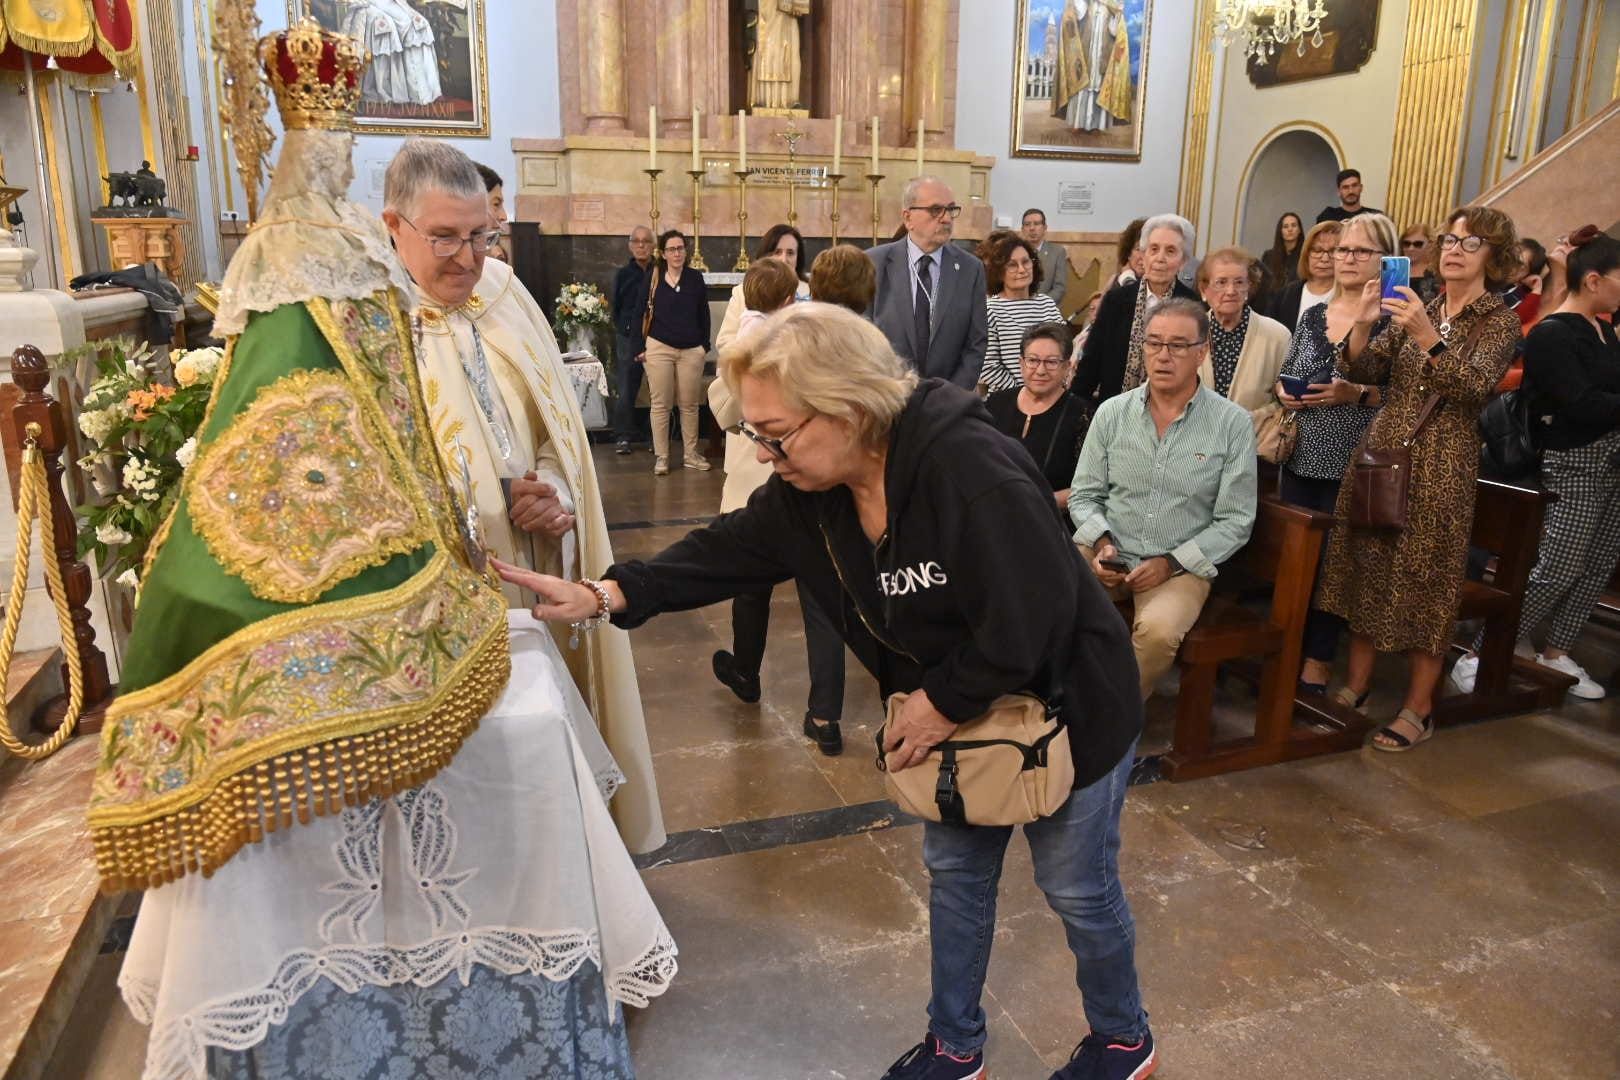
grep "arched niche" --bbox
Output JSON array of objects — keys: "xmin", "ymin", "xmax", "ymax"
[{"xmin": 1238, "ymin": 127, "xmax": 1342, "ymax": 256}]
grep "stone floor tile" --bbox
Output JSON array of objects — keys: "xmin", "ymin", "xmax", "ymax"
[
  {"xmin": 649, "ymin": 729, "xmax": 842, "ymax": 833},
  {"xmin": 1156, "ymin": 982, "xmax": 1515, "ymax": 1079},
  {"xmin": 1246, "ymin": 814, "xmax": 1612, "ymax": 982},
  {"xmin": 1472, "ymin": 783, "xmax": 1620, "ymax": 896}
]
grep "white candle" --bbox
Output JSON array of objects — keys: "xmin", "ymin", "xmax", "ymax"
[
  {"xmin": 870, "ymin": 115, "xmax": 879, "ymax": 174},
  {"xmin": 737, "ymin": 109, "xmax": 747, "ymax": 173},
  {"xmin": 915, "ymin": 124, "xmax": 924, "ymax": 175},
  {"xmin": 648, "ymin": 105, "xmax": 658, "ymax": 171},
  {"xmin": 832, "ymin": 115, "xmax": 843, "ymax": 175},
  {"xmin": 691, "ymin": 105, "xmax": 701, "ymax": 172}
]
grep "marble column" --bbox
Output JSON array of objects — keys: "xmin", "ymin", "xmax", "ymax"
[
  {"xmin": 656, "ymin": 0, "xmax": 695, "ymax": 135},
  {"xmin": 820, "ymin": 0, "xmax": 880, "ymax": 130},
  {"xmin": 580, "ymin": 0, "xmax": 630, "ymax": 134},
  {"xmin": 903, "ymin": 0, "xmax": 948, "ymax": 144}
]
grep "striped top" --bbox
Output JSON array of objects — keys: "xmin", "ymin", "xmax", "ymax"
[
  {"xmin": 981, "ymin": 293, "xmax": 1064, "ymax": 391},
  {"xmin": 1068, "ymin": 384, "xmax": 1258, "ymax": 579}
]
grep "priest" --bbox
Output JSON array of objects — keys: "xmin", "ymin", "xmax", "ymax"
[
  {"xmin": 381, "ymin": 137, "xmax": 666, "ymax": 855},
  {"xmin": 95, "ymin": 21, "xmax": 673, "ymax": 1077}
]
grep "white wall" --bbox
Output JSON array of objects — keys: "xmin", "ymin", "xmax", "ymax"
[
  {"xmin": 954, "ymin": 1, "xmax": 1196, "ymax": 233},
  {"xmin": 1238, "ymin": 130, "xmax": 1339, "ymax": 254},
  {"xmin": 1203, "ymin": 0, "xmax": 1412, "ymax": 244}
]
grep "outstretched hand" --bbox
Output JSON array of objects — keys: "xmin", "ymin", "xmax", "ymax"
[{"xmin": 491, "ymin": 557, "xmax": 599, "ymax": 622}]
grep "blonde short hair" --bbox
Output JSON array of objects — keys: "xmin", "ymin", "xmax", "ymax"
[
  {"xmin": 721, "ymin": 302, "xmax": 918, "ymax": 448},
  {"xmin": 1333, "ymin": 212, "xmax": 1398, "ymax": 300}
]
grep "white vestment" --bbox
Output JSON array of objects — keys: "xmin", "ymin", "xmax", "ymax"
[
  {"xmin": 412, "ymin": 260, "xmax": 666, "ymax": 855},
  {"xmin": 344, "ymin": 0, "xmax": 443, "ymax": 106}
]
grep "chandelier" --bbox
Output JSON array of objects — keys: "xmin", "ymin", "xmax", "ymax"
[{"xmin": 1213, "ymin": 0, "xmax": 1330, "ymax": 63}]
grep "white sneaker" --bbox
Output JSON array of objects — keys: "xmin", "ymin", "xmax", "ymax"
[
  {"xmin": 1449, "ymin": 653, "xmax": 1479, "ymax": 694},
  {"xmin": 1536, "ymin": 653, "xmax": 1606, "ymax": 700}
]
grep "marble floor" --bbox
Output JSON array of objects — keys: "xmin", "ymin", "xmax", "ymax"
[{"xmin": 46, "ymin": 443, "xmax": 1620, "ymax": 1079}]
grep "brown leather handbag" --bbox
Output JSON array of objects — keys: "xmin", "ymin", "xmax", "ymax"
[
  {"xmin": 640, "ymin": 266, "xmax": 657, "ymax": 339},
  {"xmin": 1346, "ymin": 320, "xmax": 1487, "ymax": 531}
]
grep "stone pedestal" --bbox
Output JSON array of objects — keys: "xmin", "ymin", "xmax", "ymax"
[{"xmin": 91, "ymin": 216, "xmax": 189, "ymax": 288}]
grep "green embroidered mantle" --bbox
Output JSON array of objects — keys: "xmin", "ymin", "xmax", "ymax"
[{"xmin": 89, "ymin": 291, "xmax": 510, "ymax": 893}]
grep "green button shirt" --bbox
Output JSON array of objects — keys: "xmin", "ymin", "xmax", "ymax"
[{"xmin": 1068, "ymin": 384, "xmax": 1257, "ymax": 579}]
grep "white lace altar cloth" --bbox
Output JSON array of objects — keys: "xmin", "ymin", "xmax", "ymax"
[{"xmin": 117, "ymin": 614, "xmax": 676, "ymax": 1080}]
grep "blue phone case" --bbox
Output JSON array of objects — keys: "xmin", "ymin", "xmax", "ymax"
[
  {"xmin": 1278, "ymin": 374, "xmax": 1313, "ymax": 399},
  {"xmin": 1381, "ymin": 256, "xmax": 1411, "ymax": 301}
]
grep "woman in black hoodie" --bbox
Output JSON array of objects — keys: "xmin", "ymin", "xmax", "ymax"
[{"xmin": 495, "ymin": 303, "xmax": 1156, "ymax": 1080}]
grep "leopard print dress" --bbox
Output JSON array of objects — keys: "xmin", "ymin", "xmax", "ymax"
[{"xmin": 1318, "ymin": 292, "xmax": 1521, "ymax": 654}]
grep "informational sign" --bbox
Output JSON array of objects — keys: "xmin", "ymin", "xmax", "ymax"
[{"xmin": 1058, "ymin": 180, "xmax": 1095, "ymax": 215}]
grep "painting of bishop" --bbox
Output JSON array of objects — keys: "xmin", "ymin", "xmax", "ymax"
[{"xmin": 1013, "ymin": 0, "xmax": 1151, "ymax": 161}]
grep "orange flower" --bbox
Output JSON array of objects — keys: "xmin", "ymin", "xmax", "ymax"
[{"xmin": 125, "ymin": 384, "xmax": 175, "ymax": 420}]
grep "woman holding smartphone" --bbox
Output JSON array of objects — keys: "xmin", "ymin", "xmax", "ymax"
[{"xmin": 1273, "ymin": 212, "xmax": 1397, "ymax": 694}]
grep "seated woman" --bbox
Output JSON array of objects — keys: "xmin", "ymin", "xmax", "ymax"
[
  {"xmin": 495, "ymin": 302, "xmax": 1154, "ymax": 1080},
  {"xmin": 981, "ymin": 234, "xmax": 1064, "ymax": 392},
  {"xmin": 984, "ymin": 321, "xmax": 1088, "ymax": 528}
]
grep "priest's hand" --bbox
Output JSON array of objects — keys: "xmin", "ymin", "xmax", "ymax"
[
  {"xmin": 492, "ymin": 558, "xmax": 625, "ymax": 621},
  {"xmin": 882, "ymin": 689, "xmax": 958, "ymax": 772},
  {"xmin": 509, "ymin": 473, "xmax": 575, "ymax": 538}
]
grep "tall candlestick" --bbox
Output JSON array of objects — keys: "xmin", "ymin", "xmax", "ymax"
[
  {"xmin": 734, "ymin": 169, "xmax": 753, "ymax": 271},
  {"xmin": 832, "ymin": 114, "xmax": 843, "ymax": 175},
  {"xmin": 691, "ymin": 106, "xmax": 701, "ymax": 172},
  {"xmin": 737, "ymin": 110, "xmax": 747, "ymax": 173},
  {"xmin": 870, "ymin": 115, "xmax": 879, "ymax": 175},
  {"xmin": 915, "ymin": 124, "xmax": 924, "ymax": 175},
  {"xmin": 648, "ymin": 106, "xmax": 658, "ymax": 170}
]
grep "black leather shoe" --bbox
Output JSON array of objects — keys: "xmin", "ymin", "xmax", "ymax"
[
  {"xmin": 614, "ymin": 440, "xmax": 632, "ymax": 455},
  {"xmin": 803, "ymin": 716, "xmax": 843, "ymax": 756},
  {"xmin": 711, "ymin": 650, "xmax": 761, "ymax": 703}
]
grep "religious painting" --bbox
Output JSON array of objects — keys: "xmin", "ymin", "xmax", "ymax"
[
  {"xmin": 286, "ymin": 0, "xmax": 489, "ymax": 136},
  {"xmin": 1011, "ymin": 0, "xmax": 1152, "ymax": 161},
  {"xmin": 1246, "ymin": 2, "xmax": 1380, "ymax": 88}
]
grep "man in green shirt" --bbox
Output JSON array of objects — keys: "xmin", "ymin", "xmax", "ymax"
[{"xmin": 1069, "ymin": 297, "xmax": 1258, "ymax": 699}]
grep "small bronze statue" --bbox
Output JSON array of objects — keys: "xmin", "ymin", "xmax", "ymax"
[{"xmin": 99, "ymin": 161, "xmax": 178, "ymax": 216}]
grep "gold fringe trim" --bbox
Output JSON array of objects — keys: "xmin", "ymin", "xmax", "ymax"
[
  {"xmin": 89, "ymin": 629, "xmax": 511, "ymax": 894},
  {"xmin": 5, "ymin": 28, "xmax": 96, "ymax": 60}
]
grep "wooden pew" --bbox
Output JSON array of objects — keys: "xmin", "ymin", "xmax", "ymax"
[{"xmin": 1160, "ymin": 495, "xmax": 1351, "ymax": 781}]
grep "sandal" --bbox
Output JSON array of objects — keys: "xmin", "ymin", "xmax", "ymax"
[
  {"xmin": 1328, "ymin": 686, "xmax": 1370, "ymax": 714},
  {"xmin": 1371, "ymin": 708, "xmax": 1434, "ymax": 752}
]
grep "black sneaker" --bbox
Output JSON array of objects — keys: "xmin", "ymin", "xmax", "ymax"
[
  {"xmin": 802, "ymin": 715, "xmax": 843, "ymax": 756},
  {"xmin": 1050, "ymin": 1030, "xmax": 1157, "ymax": 1080},
  {"xmin": 614, "ymin": 439, "xmax": 632, "ymax": 455},
  {"xmin": 711, "ymin": 650, "xmax": 761, "ymax": 703},
  {"xmin": 881, "ymin": 1033, "xmax": 984, "ymax": 1080}
]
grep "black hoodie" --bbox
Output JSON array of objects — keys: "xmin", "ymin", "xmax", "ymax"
[{"xmin": 606, "ymin": 380, "xmax": 1143, "ymax": 789}]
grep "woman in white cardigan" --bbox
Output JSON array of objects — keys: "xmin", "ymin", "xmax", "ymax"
[{"xmin": 1197, "ymin": 246, "xmax": 1292, "ymax": 433}]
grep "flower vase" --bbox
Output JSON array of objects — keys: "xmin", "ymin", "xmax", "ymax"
[{"xmin": 566, "ymin": 328, "xmax": 593, "ymax": 357}]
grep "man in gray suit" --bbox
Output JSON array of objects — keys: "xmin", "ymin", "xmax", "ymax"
[
  {"xmin": 866, "ymin": 176, "xmax": 988, "ymax": 389},
  {"xmin": 1023, "ymin": 207, "xmax": 1069, "ymax": 306}
]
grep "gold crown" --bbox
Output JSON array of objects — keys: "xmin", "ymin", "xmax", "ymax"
[{"xmin": 259, "ymin": 18, "xmax": 369, "ymax": 131}]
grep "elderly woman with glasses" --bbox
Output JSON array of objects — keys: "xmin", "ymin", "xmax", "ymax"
[
  {"xmin": 1195, "ymin": 246, "xmax": 1291, "ymax": 423},
  {"xmin": 984, "ymin": 322, "xmax": 1089, "ymax": 527},
  {"xmin": 493, "ymin": 302, "xmax": 1155, "ymax": 1080},
  {"xmin": 1317, "ymin": 206, "xmax": 1523, "ymax": 751}
]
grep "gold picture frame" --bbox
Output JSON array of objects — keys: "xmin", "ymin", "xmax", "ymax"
[
  {"xmin": 286, "ymin": 0, "xmax": 490, "ymax": 137},
  {"xmin": 1011, "ymin": 0, "xmax": 1153, "ymax": 162}
]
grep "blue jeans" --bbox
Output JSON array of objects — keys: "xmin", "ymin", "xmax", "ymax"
[
  {"xmin": 922, "ymin": 742, "xmax": 1146, "ymax": 1056},
  {"xmin": 614, "ymin": 331, "xmax": 647, "ymax": 442}
]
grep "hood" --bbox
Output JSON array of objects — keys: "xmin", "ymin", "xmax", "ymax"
[{"xmin": 884, "ymin": 379, "xmax": 994, "ymax": 520}]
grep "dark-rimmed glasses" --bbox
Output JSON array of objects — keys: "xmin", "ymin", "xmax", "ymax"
[
  {"xmin": 1142, "ymin": 338, "xmax": 1205, "ymax": 358},
  {"xmin": 734, "ymin": 416, "xmax": 816, "ymax": 461},
  {"xmin": 1333, "ymin": 246, "xmax": 1380, "ymax": 262},
  {"xmin": 906, "ymin": 203, "xmax": 963, "ymax": 220},
  {"xmin": 1021, "ymin": 354, "xmax": 1067, "ymax": 369},
  {"xmin": 1439, "ymin": 234, "xmax": 1486, "ymax": 252},
  {"xmin": 399, "ymin": 214, "xmax": 501, "ymax": 258},
  {"xmin": 1402, "ymin": 238, "xmax": 1428, "ymax": 250}
]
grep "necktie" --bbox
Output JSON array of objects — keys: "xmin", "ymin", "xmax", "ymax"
[{"xmin": 914, "ymin": 253, "xmax": 933, "ymax": 366}]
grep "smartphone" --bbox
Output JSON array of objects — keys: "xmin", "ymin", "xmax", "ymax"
[
  {"xmin": 1099, "ymin": 557, "xmax": 1129, "ymax": 573},
  {"xmin": 1380, "ymin": 255, "xmax": 1411, "ymax": 302},
  {"xmin": 1278, "ymin": 374, "xmax": 1313, "ymax": 400}
]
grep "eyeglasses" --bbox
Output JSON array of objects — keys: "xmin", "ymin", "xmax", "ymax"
[
  {"xmin": 1308, "ymin": 248, "xmax": 1336, "ymax": 260},
  {"xmin": 1206, "ymin": 277, "xmax": 1249, "ymax": 293},
  {"xmin": 1439, "ymin": 233, "xmax": 1486, "ymax": 252},
  {"xmin": 1021, "ymin": 354, "xmax": 1067, "ymax": 369},
  {"xmin": 1142, "ymin": 338, "xmax": 1205, "ymax": 357},
  {"xmin": 1332, "ymin": 246, "xmax": 1380, "ymax": 262},
  {"xmin": 1402, "ymin": 239, "xmax": 1427, "ymax": 250},
  {"xmin": 906, "ymin": 203, "xmax": 963, "ymax": 220},
  {"xmin": 734, "ymin": 415, "xmax": 816, "ymax": 461},
  {"xmin": 663, "ymin": 244, "xmax": 687, "ymax": 254},
  {"xmin": 399, "ymin": 214, "xmax": 501, "ymax": 258}
]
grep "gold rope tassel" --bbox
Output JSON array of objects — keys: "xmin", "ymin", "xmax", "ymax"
[{"xmin": 0, "ymin": 424, "xmax": 86, "ymax": 760}]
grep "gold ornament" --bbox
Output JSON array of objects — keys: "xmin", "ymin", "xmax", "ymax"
[
  {"xmin": 260, "ymin": 17, "xmax": 368, "ymax": 132},
  {"xmin": 213, "ymin": 0, "xmax": 274, "ymax": 223}
]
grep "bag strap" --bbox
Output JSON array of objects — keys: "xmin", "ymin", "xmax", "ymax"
[
  {"xmin": 1402, "ymin": 393, "xmax": 1445, "ymax": 446},
  {"xmin": 1404, "ymin": 315, "xmax": 1490, "ymax": 444},
  {"xmin": 1038, "ymin": 395, "xmax": 1077, "ymax": 475}
]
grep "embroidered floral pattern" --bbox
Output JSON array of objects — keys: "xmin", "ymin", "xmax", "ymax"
[
  {"xmin": 188, "ymin": 370, "xmax": 433, "ymax": 605},
  {"xmin": 90, "ymin": 555, "xmax": 505, "ymax": 815}
]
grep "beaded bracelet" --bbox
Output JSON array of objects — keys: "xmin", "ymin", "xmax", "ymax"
[{"xmin": 568, "ymin": 577, "xmax": 612, "ymax": 649}]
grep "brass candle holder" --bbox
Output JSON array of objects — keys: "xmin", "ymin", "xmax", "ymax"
[
  {"xmin": 733, "ymin": 169, "xmax": 753, "ymax": 271},
  {"xmin": 865, "ymin": 172, "xmax": 886, "ymax": 247},
  {"xmin": 686, "ymin": 168, "xmax": 708, "ymax": 271},
  {"xmin": 826, "ymin": 172, "xmax": 846, "ymax": 245},
  {"xmin": 643, "ymin": 168, "xmax": 663, "ymax": 237}
]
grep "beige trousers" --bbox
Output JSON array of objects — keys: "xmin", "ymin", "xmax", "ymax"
[
  {"xmin": 644, "ymin": 338, "xmax": 706, "ymax": 463},
  {"xmin": 1083, "ymin": 547, "xmax": 1213, "ymax": 699}
]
